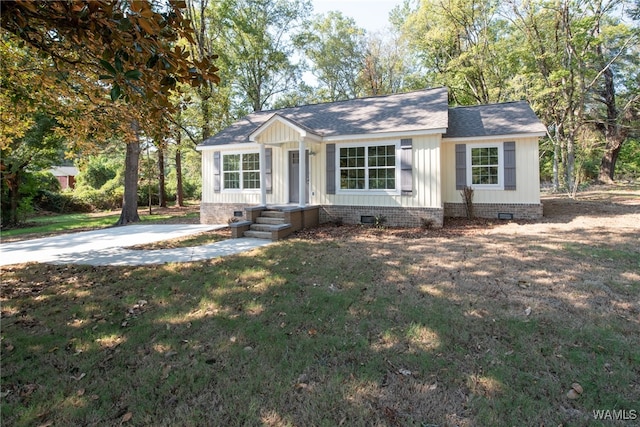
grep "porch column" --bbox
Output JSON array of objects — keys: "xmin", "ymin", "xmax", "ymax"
[
  {"xmin": 259, "ymin": 143, "xmax": 267, "ymax": 207},
  {"xmin": 298, "ymin": 139, "xmax": 306, "ymax": 207}
]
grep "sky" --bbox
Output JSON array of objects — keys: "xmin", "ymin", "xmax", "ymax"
[{"xmin": 311, "ymin": 0, "xmax": 402, "ymax": 33}]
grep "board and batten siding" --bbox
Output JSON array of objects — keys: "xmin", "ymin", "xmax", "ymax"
[
  {"xmin": 441, "ymin": 137, "xmax": 541, "ymax": 204},
  {"xmin": 254, "ymin": 120, "xmax": 302, "ymax": 145},
  {"xmin": 201, "ymin": 146, "xmax": 262, "ymax": 205},
  {"xmin": 317, "ymin": 134, "xmax": 442, "ymax": 209},
  {"xmin": 201, "ymin": 133, "xmax": 442, "ymax": 209}
]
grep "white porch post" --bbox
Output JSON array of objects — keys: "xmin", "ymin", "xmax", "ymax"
[
  {"xmin": 259, "ymin": 143, "xmax": 267, "ymax": 207},
  {"xmin": 298, "ymin": 139, "xmax": 306, "ymax": 207}
]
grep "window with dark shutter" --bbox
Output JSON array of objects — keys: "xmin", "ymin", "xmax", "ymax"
[
  {"xmin": 455, "ymin": 144, "xmax": 466, "ymax": 190},
  {"xmin": 213, "ymin": 151, "xmax": 221, "ymax": 193},
  {"xmin": 503, "ymin": 141, "xmax": 516, "ymax": 190},
  {"xmin": 265, "ymin": 147, "xmax": 272, "ymax": 193},
  {"xmin": 326, "ymin": 143, "xmax": 336, "ymax": 194},
  {"xmin": 400, "ymin": 138, "xmax": 413, "ymax": 195}
]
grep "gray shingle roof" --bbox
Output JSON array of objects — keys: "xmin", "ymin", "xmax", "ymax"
[
  {"xmin": 199, "ymin": 87, "xmax": 449, "ymax": 146},
  {"xmin": 444, "ymin": 101, "xmax": 547, "ymax": 138},
  {"xmin": 198, "ymin": 88, "xmax": 546, "ymax": 147}
]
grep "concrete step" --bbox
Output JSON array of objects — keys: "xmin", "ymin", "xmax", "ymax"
[
  {"xmin": 260, "ymin": 210, "xmax": 285, "ymax": 219},
  {"xmin": 250, "ymin": 223, "xmax": 279, "ymax": 232},
  {"xmin": 256, "ymin": 217, "xmax": 285, "ymax": 225},
  {"xmin": 244, "ymin": 230, "xmax": 272, "ymax": 239}
]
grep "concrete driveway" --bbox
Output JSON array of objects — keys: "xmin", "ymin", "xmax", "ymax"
[{"xmin": 1, "ymin": 224, "xmax": 272, "ymax": 267}]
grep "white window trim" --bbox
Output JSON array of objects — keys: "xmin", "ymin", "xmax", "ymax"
[
  {"xmin": 221, "ymin": 151, "xmax": 261, "ymax": 192},
  {"xmin": 466, "ymin": 142, "xmax": 504, "ymax": 190},
  {"xmin": 335, "ymin": 141, "xmax": 401, "ymax": 195}
]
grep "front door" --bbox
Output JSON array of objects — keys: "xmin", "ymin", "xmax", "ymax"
[{"xmin": 289, "ymin": 150, "xmax": 309, "ymax": 203}]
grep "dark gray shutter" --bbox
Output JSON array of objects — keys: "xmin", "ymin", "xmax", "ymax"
[
  {"xmin": 265, "ymin": 147, "xmax": 272, "ymax": 193},
  {"xmin": 400, "ymin": 138, "xmax": 413, "ymax": 195},
  {"xmin": 213, "ymin": 151, "xmax": 221, "ymax": 193},
  {"xmin": 326, "ymin": 143, "xmax": 336, "ymax": 194},
  {"xmin": 455, "ymin": 144, "xmax": 466, "ymax": 190},
  {"xmin": 504, "ymin": 141, "xmax": 516, "ymax": 190}
]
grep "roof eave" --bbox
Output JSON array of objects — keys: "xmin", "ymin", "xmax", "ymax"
[
  {"xmin": 443, "ymin": 131, "xmax": 547, "ymax": 142},
  {"xmin": 322, "ymin": 128, "xmax": 448, "ymax": 142}
]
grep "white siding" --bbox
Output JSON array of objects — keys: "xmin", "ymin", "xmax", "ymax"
[
  {"xmin": 255, "ymin": 121, "xmax": 301, "ymax": 145},
  {"xmin": 202, "ymin": 133, "xmax": 442, "ymax": 208},
  {"xmin": 441, "ymin": 137, "xmax": 541, "ymax": 204},
  {"xmin": 318, "ymin": 134, "xmax": 442, "ymax": 209},
  {"xmin": 200, "ymin": 146, "xmax": 262, "ymax": 205}
]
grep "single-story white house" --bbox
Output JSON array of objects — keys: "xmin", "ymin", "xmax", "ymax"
[{"xmin": 196, "ymin": 87, "xmax": 547, "ymax": 239}]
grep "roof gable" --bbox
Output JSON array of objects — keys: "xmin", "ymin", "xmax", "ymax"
[{"xmin": 249, "ymin": 114, "xmax": 320, "ymax": 144}]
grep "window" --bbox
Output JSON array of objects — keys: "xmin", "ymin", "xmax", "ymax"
[
  {"xmin": 339, "ymin": 144, "xmax": 397, "ymax": 191},
  {"xmin": 465, "ymin": 143, "xmax": 504, "ymax": 189},
  {"xmin": 471, "ymin": 147, "xmax": 499, "ymax": 185},
  {"xmin": 222, "ymin": 152, "xmax": 260, "ymax": 190}
]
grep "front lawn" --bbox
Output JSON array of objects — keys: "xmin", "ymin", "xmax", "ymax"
[
  {"xmin": 1, "ymin": 191, "xmax": 639, "ymax": 425},
  {"xmin": 0, "ymin": 206, "xmax": 199, "ymax": 241}
]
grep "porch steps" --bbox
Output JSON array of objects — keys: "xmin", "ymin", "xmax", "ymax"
[
  {"xmin": 244, "ymin": 230, "xmax": 273, "ymax": 239},
  {"xmin": 244, "ymin": 210, "xmax": 290, "ymax": 240}
]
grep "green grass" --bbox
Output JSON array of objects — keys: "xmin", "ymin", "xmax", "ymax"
[
  {"xmin": 0, "ymin": 211, "xmax": 199, "ymax": 240},
  {"xmin": 2, "ymin": 226, "xmax": 639, "ymax": 426}
]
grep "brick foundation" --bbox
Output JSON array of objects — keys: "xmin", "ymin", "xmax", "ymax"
[
  {"xmin": 201, "ymin": 203, "xmax": 253, "ymax": 224},
  {"xmin": 203, "ymin": 202, "xmax": 543, "ymax": 227},
  {"xmin": 444, "ymin": 202, "xmax": 543, "ymax": 220},
  {"xmin": 319, "ymin": 205, "xmax": 444, "ymax": 228}
]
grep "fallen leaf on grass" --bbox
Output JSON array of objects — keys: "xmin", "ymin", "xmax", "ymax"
[
  {"xmin": 566, "ymin": 389, "xmax": 580, "ymax": 399},
  {"xmin": 121, "ymin": 412, "xmax": 133, "ymax": 423},
  {"xmin": 71, "ymin": 373, "xmax": 86, "ymax": 381}
]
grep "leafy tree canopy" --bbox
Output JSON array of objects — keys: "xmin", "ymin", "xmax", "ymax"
[{"xmin": 1, "ymin": 0, "xmax": 219, "ymax": 142}]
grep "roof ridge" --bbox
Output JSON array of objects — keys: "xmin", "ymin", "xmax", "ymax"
[
  {"xmin": 449, "ymin": 100, "xmax": 529, "ymax": 110},
  {"xmin": 258, "ymin": 87, "xmax": 448, "ymax": 114}
]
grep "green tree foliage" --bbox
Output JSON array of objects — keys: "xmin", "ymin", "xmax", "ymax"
[
  {"xmin": 1, "ymin": 0, "xmax": 218, "ymax": 224},
  {"xmin": 1, "ymin": 114, "xmax": 65, "ymax": 225},
  {"xmin": 404, "ymin": 0, "xmax": 518, "ymax": 105},
  {"xmin": 399, "ymin": 0, "xmax": 639, "ymax": 187},
  {"xmin": 214, "ymin": 0, "xmax": 311, "ymax": 112},
  {"xmin": 76, "ymin": 156, "xmax": 121, "ymax": 190},
  {"xmin": 295, "ymin": 11, "xmax": 366, "ymax": 101}
]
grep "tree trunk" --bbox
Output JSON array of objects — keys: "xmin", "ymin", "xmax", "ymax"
[
  {"xmin": 553, "ymin": 138, "xmax": 560, "ymax": 192},
  {"xmin": 8, "ymin": 172, "xmax": 20, "ymax": 225},
  {"xmin": 117, "ymin": 140, "xmax": 141, "ymax": 225},
  {"xmin": 158, "ymin": 144, "xmax": 167, "ymax": 208},
  {"xmin": 175, "ymin": 148, "xmax": 184, "ymax": 207},
  {"xmin": 598, "ymin": 142, "xmax": 622, "ymax": 183},
  {"xmin": 597, "ymin": 63, "xmax": 627, "ymax": 184}
]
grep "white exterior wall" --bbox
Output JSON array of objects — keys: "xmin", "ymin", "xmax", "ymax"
[
  {"xmin": 318, "ymin": 134, "xmax": 442, "ymax": 209},
  {"xmin": 202, "ymin": 130, "xmax": 442, "ymax": 209},
  {"xmin": 201, "ymin": 145, "xmax": 262, "ymax": 205},
  {"xmin": 441, "ymin": 136, "xmax": 541, "ymax": 204}
]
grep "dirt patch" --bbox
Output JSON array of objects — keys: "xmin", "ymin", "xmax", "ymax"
[{"xmin": 141, "ymin": 204, "xmax": 201, "ymax": 224}]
